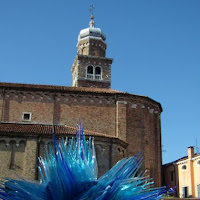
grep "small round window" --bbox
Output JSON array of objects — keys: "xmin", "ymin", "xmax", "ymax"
[
  {"xmin": 181, "ymin": 165, "xmax": 187, "ymax": 171},
  {"xmin": 197, "ymin": 160, "xmax": 200, "ymax": 167}
]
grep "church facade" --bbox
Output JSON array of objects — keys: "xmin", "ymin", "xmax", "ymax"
[{"xmin": 0, "ymin": 15, "xmax": 163, "ymax": 186}]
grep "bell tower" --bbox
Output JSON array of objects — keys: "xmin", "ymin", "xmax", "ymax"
[{"xmin": 71, "ymin": 13, "xmax": 113, "ymax": 88}]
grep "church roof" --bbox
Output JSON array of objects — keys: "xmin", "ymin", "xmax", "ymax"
[
  {"xmin": 0, "ymin": 122, "xmax": 117, "ymax": 139},
  {"xmin": 0, "ymin": 82, "xmax": 162, "ymax": 111},
  {"xmin": 0, "ymin": 82, "xmax": 123, "ymax": 94}
]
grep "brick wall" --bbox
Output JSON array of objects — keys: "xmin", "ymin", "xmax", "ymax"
[
  {"xmin": 9, "ymin": 100, "xmax": 53, "ymax": 124},
  {"xmin": 77, "ymin": 80, "xmax": 110, "ymax": 88},
  {"xmin": 0, "ymin": 138, "xmax": 26, "ymax": 180},
  {"xmin": 60, "ymin": 104, "xmax": 116, "ymax": 136},
  {"xmin": 78, "ymin": 56, "xmax": 111, "ymax": 82},
  {"xmin": 77, "ymin": 39, "xmax": 106, "ymax": 57},
  {"xmin": 0, "ymin": 98, "xmax": 3, "ymax": 121},
  {"xmin": 23, "ymin": 138, "xmax": 37, "ymax": 179},
  {"xmin": 125, "ymin": 97, "xmax": 162, "ymax": 186},
  {"xmin": 0, "ymin": 142, "xmax": 12, "ymax": 180},
  {"xmin": 116, "ymin": 101, "xmax": 127, "ymax": 142},
  {"xmin": 0, "ymin": 85, "xmax": 162, "ymax": 186},
  {"xmin": 71, "ymin": 55, "xmax": 112, "ymax": 88}
]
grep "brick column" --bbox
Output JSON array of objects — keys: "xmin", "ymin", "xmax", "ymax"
[
  {"xmin": 116, "ymin": 101, "xmax": 127, "ymax": 142},
  {"xmin": 3, "ymin": 97, "xmax": 10, "ymax": 122},
  {"xmin": 23, "ymin": 138, "xmax": 37, "ymax": 179},
  {"xmin": 110, "ymin": 143, "xmax": 118, "ymax": 167},
  {"xmin": 53, "ymin": 95, "xmax": 60, "ymax": 125}
]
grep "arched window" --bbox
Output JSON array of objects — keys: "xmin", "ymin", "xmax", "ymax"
[
  {"xmin": 87, "ymin": 66, "xmax": 94, "ymax": 79},
  {"xmin": 95, "ymin": 67, "xmax": 101, "ymax": 75},
  {"xmin": 95, "ymin": 66, "xmax": 102, "ymax": 80},
  {"xmin": 87, "ymin": 66, "xmax": 93, "ymax": 74},
  {"xmin": 86, "ymin": 66, "xmax": 102, "ymax": 80}
]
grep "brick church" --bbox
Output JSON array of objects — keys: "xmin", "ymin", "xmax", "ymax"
[{"xmin": 0, "ymin": 14, "xmax": 162, "ymax": 186}]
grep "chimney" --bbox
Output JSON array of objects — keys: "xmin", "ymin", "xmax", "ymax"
[{"xmin": 188, "ymin": 146, "xmax": 194, "ymax": 159}]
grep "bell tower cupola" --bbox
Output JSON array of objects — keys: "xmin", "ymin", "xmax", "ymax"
[{"xmin": 71, "ymin": 11, "xmax": 113, "ymax": 88}]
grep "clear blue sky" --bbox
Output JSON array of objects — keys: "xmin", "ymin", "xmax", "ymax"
[{"xmin": 0, "ymin": 0, "xmax": 199, "ymax": 164}]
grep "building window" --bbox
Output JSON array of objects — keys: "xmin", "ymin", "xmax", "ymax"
[
  {"xmin": 182, "ymin": 186, "xmax": 189, "ymax": 198},
  {"xmin": 197, "ymin": 160, "xmax": 200, "ymax": 167},
  {"xmin": 181, "ymin": 164, "xmax": 187, "ymax": 171},
  {"xmin": 197, "ymin": 184, "xmax": 200, "ymax": 198},
  {"xmin": 86, "ymin": 66, "xmax": 102, "ymax": 80},
  {"xmin": 22, "ymin": 112, "xmax": 32, "ymax": 121},
  {"xmin": 87, "ymin": 66, "xmax": 94, "ymax": 79},
  {"xmin": 95, "ymin": 66, "xmax": 102, "ymax": 80},
  {"xmin": 170, "ymin": 170, "xmax": 174, "ymax": 182}
]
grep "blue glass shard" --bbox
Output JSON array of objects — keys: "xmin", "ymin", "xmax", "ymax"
[{"xmin": 0, "ymin": 123, "xmax": 170, "ymax": 200}]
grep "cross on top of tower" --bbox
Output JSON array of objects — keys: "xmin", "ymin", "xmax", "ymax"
[
  {"xmin": 89, "ymin": 4, "xmax": 95, "ymax": 15},
  {"xmin": 89, "ymin": 4, "xmax": 95, "ymax": 28}
]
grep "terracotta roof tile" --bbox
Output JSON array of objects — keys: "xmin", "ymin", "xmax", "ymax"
[
  {"xmin": 0, "ymin": 82, "xmax": 162, "ymax": 111},
  {"xmin": 0, "ymin": 82, "xmax": 124, "ymax": 94},
  {"xmin": 0, "ymin": 123, "xmax": 116, "ymax": 138}
]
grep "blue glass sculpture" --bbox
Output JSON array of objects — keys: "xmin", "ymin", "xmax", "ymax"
[{"xmin": 0, "ymin": 123, "xmax": 169, "ymax": 199}]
